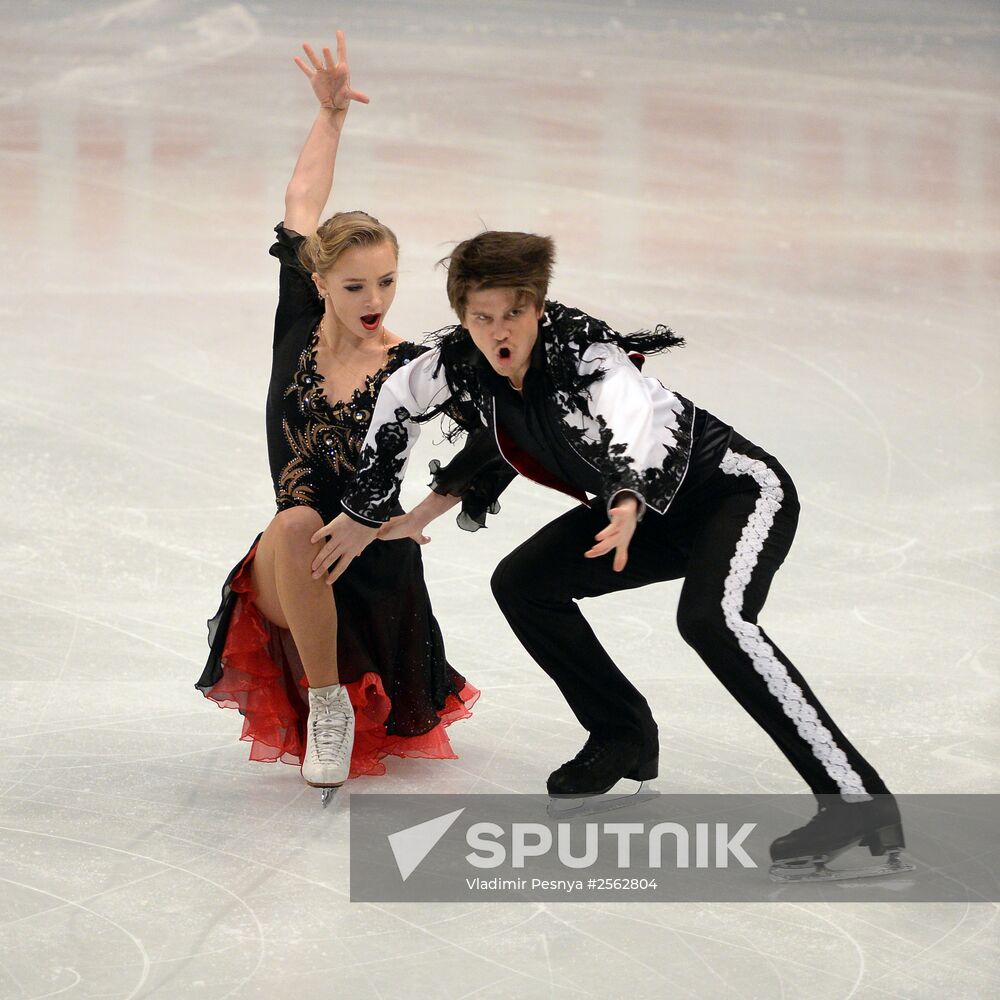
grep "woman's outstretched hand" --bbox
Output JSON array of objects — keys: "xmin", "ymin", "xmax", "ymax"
[
  {"xmin": 294, "ymin": 30, "xmax": 370, "ymax": 112},
  {"xmin": 584, "ymin": 496, "xmax": 639, "ymax": 572}
]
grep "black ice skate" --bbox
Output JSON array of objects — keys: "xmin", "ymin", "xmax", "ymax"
[
  {"xmin": 769, "ymin": 794, "xmax": 915, "ymax": 883},
  {"xmin": 546, "ymin": 736, "xmax": 658, "ymax": 818}
]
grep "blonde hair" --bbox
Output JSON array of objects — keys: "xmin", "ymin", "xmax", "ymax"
[{"xmin": 298, "ymin": 210, "xmax": 399, "ymax": 276}]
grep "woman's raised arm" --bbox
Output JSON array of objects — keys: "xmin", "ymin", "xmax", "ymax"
[{"xmin": 284, "ymin": 30, "xmax": 370, "ymax": 236}]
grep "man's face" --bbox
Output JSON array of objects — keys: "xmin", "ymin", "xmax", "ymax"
[{"xmin": 463, "ymin": 287, "xmax": 543, "ymax": 389}]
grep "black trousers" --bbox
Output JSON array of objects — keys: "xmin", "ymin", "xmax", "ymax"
[{"xmin": 490, "ymin": 434, "xmax": 890, "ymax": 798}]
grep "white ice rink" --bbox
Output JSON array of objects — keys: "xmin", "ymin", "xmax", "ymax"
[{"xmin": 1, "ymin": 1, "xmax": 998, "ymax": 997}]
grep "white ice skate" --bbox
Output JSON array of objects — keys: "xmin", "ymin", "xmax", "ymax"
[{"xmin": 301, "ymin": 683, "xmax": 355, "ymax": 806}]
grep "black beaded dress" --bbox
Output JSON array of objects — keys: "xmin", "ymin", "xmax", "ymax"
[{"xmin": 195, "ymin": 225, "xmax": 478, "ymax": 778}]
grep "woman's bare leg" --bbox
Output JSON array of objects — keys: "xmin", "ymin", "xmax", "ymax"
[{"xmin": 251, "ymin": 506, "xmax": 339, "ymax": 687}]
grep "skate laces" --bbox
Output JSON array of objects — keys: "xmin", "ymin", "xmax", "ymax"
[
  {"xmin": 310, "ymin": 692, "xmax": 352, "ymax": 765},
  {"xmin": 569, "ymin": 736, "xmax": 619, "ymax": 768}
]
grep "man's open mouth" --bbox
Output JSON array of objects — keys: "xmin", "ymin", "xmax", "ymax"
[
  {"xmin": 361, "ymin": 313, "xmax": 382, "ymax": 331},
  {"xmin": 498, "ymin": 346, "xmax": 512, "ymax": 360}
]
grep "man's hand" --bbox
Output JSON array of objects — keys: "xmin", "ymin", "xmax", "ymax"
[
  {"xmin": 584, "ymin": 496, "xmax": 639, "ymax": 572},
  {"xmin": 377, "ymin": 511, "xmax": 431, "ymax": 545},
  {"xmin": 310, "ymin": 513, "xmax": 378, "ymax": 585},
  {"xmin": 376, "ymin": 490, "xmax": 460, "ymax": 545}
]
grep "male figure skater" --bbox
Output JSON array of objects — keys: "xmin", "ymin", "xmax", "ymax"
[{"xmin": 311, "ymin": 230, "xmax": 908, "ymax": 879}]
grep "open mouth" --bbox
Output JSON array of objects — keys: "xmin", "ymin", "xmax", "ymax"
[
  {"xmin": 497, "ymin": 346, "xmax": 512, "ymax": 361},
  {"xmin": 360, "ymin": 313, "xmax": 382, "ymax": 331}
]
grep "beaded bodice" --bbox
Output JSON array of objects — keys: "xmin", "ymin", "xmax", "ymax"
[{"xmin": 272, "ymin": 327, "xmax": 427, "ymax": 519}]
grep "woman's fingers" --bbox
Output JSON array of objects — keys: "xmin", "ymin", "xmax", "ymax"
[
  {"xmin": 296, "ymin": 36, "xmax": 369, "ymax": 107},
  {"xmin": 302, "ymin": 42, "xmax": 323, "ymax": 70},
  {"xmin": 613, "ymin": 547, "xmax": 629, "ymax": 572}
]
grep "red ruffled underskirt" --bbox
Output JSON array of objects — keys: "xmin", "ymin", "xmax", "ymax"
[{"xmin": 202, "ymin": 544, "xmax": 479, "ymax": 779}]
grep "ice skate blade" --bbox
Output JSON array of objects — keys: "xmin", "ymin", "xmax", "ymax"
[
  {"xmin": 769, "ymin": 849, "xmax": 915, "ymax": 883},
  {"xmin": 547, "ymin": 780, "xmax": 658, "ymax": 819},
  {"xmin": 302, "ymin": 779, "xmax": 344, "ymax": 808}
]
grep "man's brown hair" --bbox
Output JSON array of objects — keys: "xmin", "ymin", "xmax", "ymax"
[{"xmin": 441, "ymin": 231, "xmax": 555, "ymax": 321}]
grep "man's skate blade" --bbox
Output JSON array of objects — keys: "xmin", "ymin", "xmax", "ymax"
[
  {"xmin": 769, "ymin": 852, "xmax": 915, "ymax": 884},
  {"xmin": 547, "ymin": 781, "xmax": 658, "ymax": 819}
]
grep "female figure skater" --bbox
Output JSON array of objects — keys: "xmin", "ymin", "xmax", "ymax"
[
  {"xmin": 313, "ymin": 230, "xmax": 908, "ymax": 879},
  {"xmin": 196, "ymin": 33, "xmax": 477, "ymax": 794}
]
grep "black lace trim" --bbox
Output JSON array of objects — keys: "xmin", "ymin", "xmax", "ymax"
[
  {"xmin": 426, "ymin": 427, "xmax": 517, "ymax": 531},
  {"xmin": 561, "ymin": 409, "xmax": 692, "ymax": 512},
  {"xmin": 428, "ymin": 458, "xmax": 502, "ymax": 532},
  {"xmin": 341, "ymin": 406, "xmax": 413, "ymax": 523}
]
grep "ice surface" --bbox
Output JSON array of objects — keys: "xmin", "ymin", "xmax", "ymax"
[{"xmin": 1, "ymin": 1, "xmax": 997, "ymax": 998}]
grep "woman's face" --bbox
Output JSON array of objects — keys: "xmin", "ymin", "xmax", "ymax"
[{"xmin": 315, "ymin": 241, "xmax": 398, "ymax": 340}]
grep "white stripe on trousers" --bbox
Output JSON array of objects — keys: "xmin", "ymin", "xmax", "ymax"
[{"xmin": 719, "ymin": 449, "xmax": 870, "ymax": 799}]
